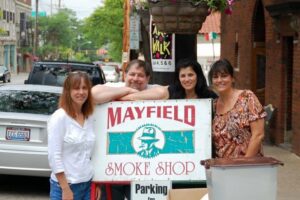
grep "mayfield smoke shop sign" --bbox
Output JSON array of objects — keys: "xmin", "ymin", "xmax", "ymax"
[{"xmin": 92, "ymin": 99, "xmax": 212, "ymax": 182}]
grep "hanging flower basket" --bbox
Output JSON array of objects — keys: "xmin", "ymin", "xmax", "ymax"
[{"xmin": 148, "ymin": 0, "xmax": 209, "ymax": 34}]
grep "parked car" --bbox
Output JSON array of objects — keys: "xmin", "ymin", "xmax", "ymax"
[
  {"xmin": 0, "ymin": 84, "xmax": 61, "ymax": 177},
  {"xmin": 101, "ymin": 64, "xmax": 120, "ymax": 82},
  {"xmin": 24, "ymin": 61, "xmax": 106, "ymax": 86},
  {"xmin": 0, "ymin": 65, "xmax": 11, "ymax": 83}
]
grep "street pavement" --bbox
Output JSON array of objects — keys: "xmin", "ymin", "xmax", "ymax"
[
  {"xmin": 10, "ymin": 72, "xmax": 29, "ymax": 85},
  {"xmin": 2, "ymin": 73, "xmax": 300, "ymax": 200},
  {"xmin": 0, "ymin": 72, "xmax": 29, "ymax": 86}
]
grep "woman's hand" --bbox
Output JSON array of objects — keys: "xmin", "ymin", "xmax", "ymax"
[
  {"xmin": 62, "ymin": 186, "xmax": 73, "ymax": 200},
  {"xmin": 95, "ymin": 185, "xmax": 101, "ymax": 200},
  {"xmin": 55, "ymin": 172, "xmax": 73, "ymax": 200}
]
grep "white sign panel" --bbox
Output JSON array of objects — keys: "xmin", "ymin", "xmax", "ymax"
[
  {"xmin": 92, "ymin": 99, "xmax": 212, "ymax": 182},
  {"xmin": 130, "ymin": 14, "xmax": 140, "ymax": 50},
  {"xmin": 150, "ymin": 17, "xmax": 175, "ymax": 72},
  {"xmin": 131, "ymin": 180, "xmax": 172, "ymax": 200}
]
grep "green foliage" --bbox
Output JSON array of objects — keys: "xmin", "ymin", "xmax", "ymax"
[
  {"xmin": 38, "ymin": 9, "xmax": 78, "ymax": 59},
  {"xmin": 74, "ymin": 52, "xmax": 91, "ymax": 62},
  {"xmin": 199, "ymin": 0, "xmax": 228, "ymax": 11},
  {"xmin": 0, "ymin": 28, "xmax": 5, "ymax": 33},
  {"xmin": 134, "ymin": 0, "xmax": 228, "ymax": 12},
  {"xmin": 83, "ymin": 0, "xmax": 124, "ymax": 61},
  {"xmin": 20, "ymin": 46, "xmax": 33, "ymax": 54}
]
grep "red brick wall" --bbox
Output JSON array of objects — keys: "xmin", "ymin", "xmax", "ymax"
[
  {"xmin": 292, "ymin": 40, "xmax": 300, "ymax": 154},
  {"xmin": 221, "ymin": 0, "xmax": 300, "ymax": 156},
  {"xmin": 221, "ymin": 0, "xmax": 256, "ymax": 89}
]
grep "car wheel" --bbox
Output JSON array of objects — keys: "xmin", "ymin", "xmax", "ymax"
[
  {"xmin": 3, "ymin": 76, "xmax": 6, "ymax": 83},
  {"xmin": 8, "ymin": 77, "xmax": 11, "ymax": 82}
]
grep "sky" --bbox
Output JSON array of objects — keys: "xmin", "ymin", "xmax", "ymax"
[{"xmin": 32, "ymin": 0, "xmax": 103, "ymax": 19}]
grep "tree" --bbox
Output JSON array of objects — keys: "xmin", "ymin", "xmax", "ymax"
[
  {"xmin": 38, "ymin": 8, "xmax": 78, "ymax": 59},
  {"xmin": 83, "ymin": 0, "xmax": 123, "ymax": 61}
]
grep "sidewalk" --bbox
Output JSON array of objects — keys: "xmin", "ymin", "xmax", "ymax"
[
  {"xmin": 10, "ymin": 72, "xmax": 28, "ymax": 84},
  {"xmin": 264, "ymin": 145, "xmax": 300, "ymax": 200}
]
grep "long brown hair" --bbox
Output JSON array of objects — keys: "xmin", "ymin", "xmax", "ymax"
[{"xmin": 59, "ymin": 71, "xmax": 94, "ymax": 119}]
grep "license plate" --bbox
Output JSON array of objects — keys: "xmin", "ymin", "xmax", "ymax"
[{"xmin": 6, "ymin": 127, "xmax": 31, "ymax": 141}]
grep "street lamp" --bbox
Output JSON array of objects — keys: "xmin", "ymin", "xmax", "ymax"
[{"xmin": 33, "ymin": 0, "xmax": 39, "ymax": 56}]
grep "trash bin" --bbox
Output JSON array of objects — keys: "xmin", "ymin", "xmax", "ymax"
[{"xmin": 201, "ymin": 157, "xmax": 283, "ymax": 200}]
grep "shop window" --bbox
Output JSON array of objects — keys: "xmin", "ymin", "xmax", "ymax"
[
  {"xmin": 3, "ymin": 10, "xmax": 6, "ymax": 20},
  {"xmin": 6, "ymin": 11, "xmax": 9, "ymax": 23}
]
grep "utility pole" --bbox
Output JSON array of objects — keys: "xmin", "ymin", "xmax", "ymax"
[
  {"xmin": 50, "ymin": 0, "xmax": 53, "ymax": 15},
  {"xmin": 33, "ymin": 0, "xmax": 39, "ymax": 57},
  {"xmin": 121, "ymin": 0, "xmax": 130, "ymax": 80}
]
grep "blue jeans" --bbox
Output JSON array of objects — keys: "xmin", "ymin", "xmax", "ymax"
[{"xmin": 50, "ymin": 178, "xmax": 91, "ymax": 200}]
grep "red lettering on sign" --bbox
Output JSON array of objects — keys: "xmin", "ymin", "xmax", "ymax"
[
  {"xmin": 174, "ymin": 106, "xmax": 183, "ymax": 122},
  {"xmin": 134, "ymin": 107, "xmax": 145, "ymax": 119},
  {"xmin": 107, "ymin": 107, "xmax": 121, "ymax": 129},
  {"xmin": 185, "ymin": 105, "xmax": 195, "ymax": 126},
  {"xmin": 105, "ymin": 162, "xmax": 151, "ymax": 176},
  {"xmin": 146, "ymin": 106, "xmax": 155, "ymax": 118},
  {"xmin": 155, "ymin": 161, "xmax": 195, "ymax": 175},
  {"xmin": 123, "ymin": 107, "xmax": 135, "ymax": 122},
  {"xmin": 107, "ymin": 105, "xmax": 196, "ymax": 129}
]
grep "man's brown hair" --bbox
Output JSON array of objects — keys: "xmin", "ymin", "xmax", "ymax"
[{"xmin": 59, "ymin": 71, "xmax": 94, "ymax": 119}]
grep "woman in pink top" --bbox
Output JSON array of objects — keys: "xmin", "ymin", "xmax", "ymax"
[{"xmin": 208, "ymin": 59, "xmax": 266, "ymax": 158}]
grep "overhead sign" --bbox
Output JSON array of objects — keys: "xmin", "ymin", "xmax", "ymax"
[
  {"xmin": 150, "ymin": 17, "xmax": 175, "ymax": 72},
  {"xmin": 92, "ymin": 99, "xmax": 212, "ymax": 182},
  {"xmin": 122, "ymin": 51, "xmax": 129, "ymax": 63},
  {"xmin": 131, "ymin": 180, "xmax": 172, "ymax": 200},
  {"xmin": 31, "ymin": 11, "xmax": 47, "ymax": 17},
  {"xmin": 130, "ymin": 14, "xmax": 140, "ymax": 50}
]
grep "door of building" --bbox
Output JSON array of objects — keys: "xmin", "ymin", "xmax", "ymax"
[
  {"xmin": 282, "ymin": 37, "xmax": 293, "ymax": 147},
  {"xmin": 252, "ymin": 45, "xmax": 266, "ymax": 105}
]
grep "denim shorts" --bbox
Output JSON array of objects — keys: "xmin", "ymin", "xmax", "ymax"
[{"xmin": 50, "ymin": 178, "xmax": 91, "ymax": 200}]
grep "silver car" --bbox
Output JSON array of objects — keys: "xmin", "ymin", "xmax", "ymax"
[
  {"xmin": 0, "ymin": 65, "xmax": 11, "ymax": 83},
  {"xmin": 101, "ymin": 64, "xmax": 120, "ymax": 82},
  {"xmin": 0, "ymin": 84, "xmax": 61, "ymax": 177}
]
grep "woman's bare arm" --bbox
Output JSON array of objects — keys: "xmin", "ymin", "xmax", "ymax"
[
  {"xmin": 245, "ymin": 118, "xmax": 265, "ymax": 157},
  {"xmin": 55, "ymin": 172, "xmax": 73, "ymax": 200}
]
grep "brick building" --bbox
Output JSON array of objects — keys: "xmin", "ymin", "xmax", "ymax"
[{"xmin": 221, "ymin": 0, "xmax": 300, "ymax": 156}]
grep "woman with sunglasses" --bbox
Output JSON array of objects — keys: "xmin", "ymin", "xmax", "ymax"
[{"xmin": 48, "ymin": 71, "xmax": 95, "ymax": 200}]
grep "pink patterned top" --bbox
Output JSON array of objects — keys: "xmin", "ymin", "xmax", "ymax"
[{"xmin": 212, "ymin": 90, "xmax": 266, "ymax": 158}]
